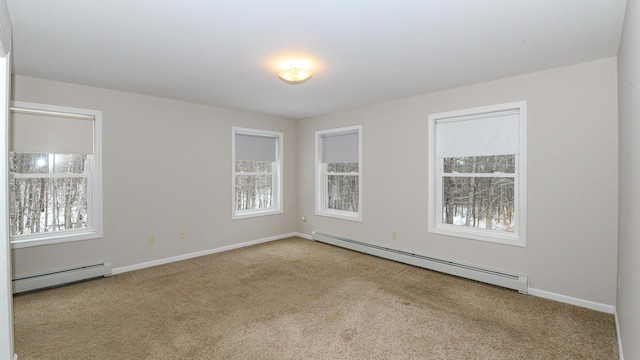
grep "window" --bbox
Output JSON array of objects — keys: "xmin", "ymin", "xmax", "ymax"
[
  {"xmin": 232, "ymin": 127, "xmax": 283, "ymax": 219},
  {"xmin": 9, "ymin": 101, "xmax": 103, "ymax": 248},
  {"xmin": 428, "ymin": 102, "xmax": 526, "ymax": 246},
  {"xmin": 315, "ymin": 125, "xmax": 362, "ymax": 221}
]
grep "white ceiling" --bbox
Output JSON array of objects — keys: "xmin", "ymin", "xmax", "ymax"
[{"xmin": 7, "ymin": 0, "xmax": 627, "ymax": 120}]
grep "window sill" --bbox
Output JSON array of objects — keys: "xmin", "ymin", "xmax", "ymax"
[
  {"xmin": 428, "ymin": 225, "xmax": 525, "ymax": 247},
  {"xmin": 11, "ymin": 229, "xmax": 103, "ymax": 249},
  {"xmin": 233, "ymin": 208, "xmax": 283, "ymax": 220},
  {"xmin": 316, "ymin": 209, "xmax": 362, "ymax": 222}
]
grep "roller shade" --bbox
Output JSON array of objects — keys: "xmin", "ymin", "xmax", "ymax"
[
  {"xmin": 10, "ymin": 109, "xmax": 94, "ymax": 154},
  {"xmin": 235, "ymin": 133, "xmax": 277, "ymax": 162},
  {"xmin": 322, "ymin": 131, "xmax": 359, "ymax": 163},
  {"xmin": 436, "ymin": 110, "xmax": 520, "ymax": 158}
]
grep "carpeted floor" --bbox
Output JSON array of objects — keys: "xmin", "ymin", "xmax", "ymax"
[{"xmin": 13, "ymin": 237, "xmax": 619, "ymax": 359}]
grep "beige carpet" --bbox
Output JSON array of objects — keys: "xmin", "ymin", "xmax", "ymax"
[{"xmin": 14, "ymin": 237, "xmax": 618, "ymax": 359}]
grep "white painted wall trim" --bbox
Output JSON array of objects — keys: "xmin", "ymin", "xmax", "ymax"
[
  {"xmin": 528, "ymin": 288, "xmax": 615, "ymax": 314},
  {"xmin": 0, "ymin": 0, "xmax": 10, "ymax": 57},
  {"xmin": 615, "ymin": 308, "xmax": 624, "ymax": 360},
  {"xmin": 0, "ymin": 46, "xmax": 14, "ymax": 360},
  {"xmin": 295, "ymin": 232, "xmax": 312, "ymax": 240},
  {"xmin": 112, "ymin": 233, "xmax": 298, "ymax": 275}
]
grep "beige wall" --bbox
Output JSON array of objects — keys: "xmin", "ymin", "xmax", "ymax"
[
  {"xmin": 617, "ymin": 0, "xmax": 640, "ymax": 357},
  {"xmin": 297, "ymin": 58, "xmax": 619, "ymax": 306},
  {"xmin": 11, "ymin": 75, "xmax": 297, "ymax": 277}
]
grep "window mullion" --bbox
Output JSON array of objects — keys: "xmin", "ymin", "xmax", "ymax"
[
  {"xmin": 513, "ymin": 154, "xmax": 520, "ymax": 236},
  {"xmin": 10, "ymin": 173, "xmax": 88, "ymax": 179},
  {"xmin": 440, "ymin": 173, "xmax": 515, "ymax": 178},
  {"xmin": 235, "ymin": 172, "xmax": 274, "ymax": 176},
  {"xmin": 323, "ymin": 163, "xmax": 329, "ymax": 210}
]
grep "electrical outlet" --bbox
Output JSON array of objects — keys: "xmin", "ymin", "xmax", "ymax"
[
  {"xmin": 148, "ymin": 234, "xmax": 156, "ymax": 244},
  {"xmin": 302, "ymin": 216, "xmax": 307, "ymax": 222},
  {"xmin": 392, "ymin": 231, "xmax": 398, "ymax": 240},
  {"xmin": 179, "ymin": 230, "xmax": 186, "ymax": 239}
]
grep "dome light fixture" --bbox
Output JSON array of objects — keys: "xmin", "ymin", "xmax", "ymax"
[{"xmin": 278, "ymin": 62, "xmax": 312, "ymax": 85}]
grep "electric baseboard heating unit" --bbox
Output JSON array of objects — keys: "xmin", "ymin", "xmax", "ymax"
[
  {"xmin": 12, "ymin": 261, "xmax": 112, "ymax": 294},
  {"xmin": 312, "ymin": 232, "xmax": 528, "ymax": 294}
]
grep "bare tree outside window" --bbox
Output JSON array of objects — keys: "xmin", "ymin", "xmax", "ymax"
[
  {"xmin": 442, "ymin": 155, "xmax": 515, "ymax": 232},
  {"xmin": 326, "ymin": 163, "xmax": 359, "ymax": 212},
  {"xmin": 234, "ymin": 160, "xmax": 274, "ymax": 211},
  {"xmin": 9, "ymin": 152, "xmax": 89, "ymax": 236}
]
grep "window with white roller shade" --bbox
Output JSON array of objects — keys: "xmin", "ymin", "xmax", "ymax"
[
  {"xmin": 9, "ymin": 102, "xmax": 103, "ymax": 248},
  {"xmin": 232, "ymin": 127, "xmax": 283, "ymax": 219},
  {"xmin": 316, "ymin": 125, "xmax": 362, "ymax": 221},
  {"xmin": 428, "ymin": 102, "xmax": 527, "ymax": 247}
]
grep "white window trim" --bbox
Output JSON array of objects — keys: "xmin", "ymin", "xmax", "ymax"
[
  {"xmin": 231, "ymin": 127, "xmax": 283, "ymax": 219},
  {"xmin": 428, "ymin": 101, "xmax": 527, "ymax": 247},
  {"xmin": 315, "ymin": 125, "xmax": 363, "ymax": 222},
  {"xmin": 9, "ymin": 101, "xmax": 103, "ymax": 249}
]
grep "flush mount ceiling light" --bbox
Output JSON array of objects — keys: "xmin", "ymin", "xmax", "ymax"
[{"xmin": 278, "ymin": 62, "xmax": 312, "ymax": 85}]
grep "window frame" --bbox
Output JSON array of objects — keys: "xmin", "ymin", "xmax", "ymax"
[
  {"xmin": 9, "ymin": 101, "xmax": 103, "ymax": 249},
  {"xmin": 231, "ymin": 127, "xmax": 283, "ymax": 219},
  {"xmin": 315, "ymin": 125, "xmax": 363, "ymax": 222},
  {"xmin": 428, "ymin": 101, "xmax": 527, "ymax": 247}
]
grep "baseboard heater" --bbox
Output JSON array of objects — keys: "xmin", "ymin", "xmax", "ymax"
[
  {"xmin": 312, "ymin": 232, "xmax": 528, "ymax": 294},
  {"xmin": 12, "ymin": 261, "xmax": 112, "ymax": 294}
]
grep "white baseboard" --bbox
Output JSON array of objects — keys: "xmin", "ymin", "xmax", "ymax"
[
  {"xmin": 615, "ymin": 308, "xmax": 624, "ymax": 360},
  {"xmin": 112, "ymin": 233, "xmax": 298, "ymax": 275},
  {"xmin": 295, "ymin": 232, "xmax": 312, "ymax": 240},
  {"xmin": 528, "ymin": 288, "xmax": 615, "ymax": 314}
]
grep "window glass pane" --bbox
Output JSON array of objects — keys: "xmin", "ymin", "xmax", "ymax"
[
  {"xmin": 235, "ymin": 160, "xmax": 273, "ymax": 173},
  {"xmin": 327, "ymin": 175, "xmax": 359, "ymax": 212},
  {"xmin": 235, "ymin": 174, "xmax": 273, "ymax": 211},
  {"xmin": 327, "ymin": 163, "xmax": 359, "ymax": 173},
  {"xmin": 51, "ymin": 154, "xmax": 88, "ymax": 174},
  {"xmin": 10, "ymin": 152, "xmax": 88, "ymax": 174},
  {"xmin": 442, "ymin": 176, "xmax": 514, "ymax": 232},
  {"xmin": 10, "ymin": 177, "xmax": 88, "ymax": 236},
  {"xmin": 443, "ymin": 155, "xmax": 515, "ymax": 174},
  {"xmin": 10, "ymin": 152, "xmax": 48, "ymax": 174}
]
